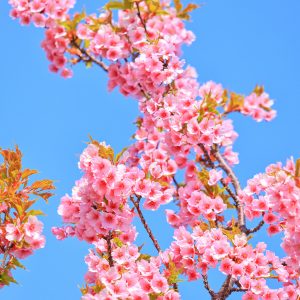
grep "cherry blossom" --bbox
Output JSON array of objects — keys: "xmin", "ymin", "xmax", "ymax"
[{"xmin": 7, "ymin": 0, "xmax": 298, "ymax": 299}]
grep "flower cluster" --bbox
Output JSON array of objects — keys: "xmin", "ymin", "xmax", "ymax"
[
  {"xmin": 49, "ymin": 1, "xmax": 299, "ymax": 299},
  {"xmin": 52, "ymin": 141, "xmax": 182, "ymax": 299},
  {"xmin": 8, "ymin": 0, "xmax": 75, "ymax": 76},
  {"xmin": 240, "ymin": 159, "xmax": 300, "ymax": 273},
  {"xmin": 78, "ymin": 20, "xmax": 131, "ymax": 62},
  {"xmin": 53, "ymin": 142, "xmax": 136, "ymax": 243},
  {"xmin": 164, "ymin": 227, "xmax": 298, "ymax": 299},
  {"xmin": 107, "ymin": 17, "xmax": 193, "ymax": 90},
  {"xmin": 81, "ymin": 241, "xmax": 180, "ymax": 300},
  {"xmin": 241, "ymin": 90, "xmax": 276, "ymax": 122},
  {"xmin": 52, "ymin": 139, "xmax": 178, "ymax": 244},
  {"xmin": 4, "ymin": 216, "xmax": 45, "ymax": 259},
  {"xmin": 9, "ymin": 0, "xmax": 74, "ymax": 26},
  {"xmin": 41, "ymin": 25, "xmax": 73, "ymax": 77},
  {"xmin": 166, "ymin": 165, "xmax": 227, "ymax": 227},
  {"xmin": 0, "ymin": 147, "xmax": 54, "ymax": 287}
]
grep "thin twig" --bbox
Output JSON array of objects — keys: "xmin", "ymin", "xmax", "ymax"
[
  {"xmin": 172, "ymin": 176, "xmax": 179, "ymax": 189},
  {"xmin": 138, "ymin": 83, "xmax": 151, "ymax": 100},
  {"xmin": 1, "ymin": 243, "xmax": 13, "ymax": 269},
  {"xmin": 230, "ymin": 288, "xmax": 247, "ymax": 293},
  {"xmin": 1, "ymin": 252, "xmax": 10, "ymax": 269},
  {"xmin": 244, "ymin": 220, "xmax": 265, "ymax": 234},
  {"xmin": 211, "ymin": 146, "xmax": 241, "ymax": 194},
  {"xmin": 211, "ymin": 145, "xmax": 245, "ymax": 227},
  {"xmin": 71, "ymin": 41, "xmax": 109, "ymax": 73},
  {"xmin": 135, "ymin": 1, "xmax": 148, "ymax": 36},
  {"xmin": 106, "ymin": 231, "xmax": 114, "ymax": 267},
  {"xmin": 130, "ymin": 195, "xmax": 178, "ymax": 291},
  {"xmin": 130, "ymin": 196, "xmax": 161, "ymax": 252},
  {"xmin": 199, "ymin": 144, "xmax": 215, "ymax": 169},
  {"xmin": 199, "ymin": 144, "xmax": 239, "ymax": 206}
]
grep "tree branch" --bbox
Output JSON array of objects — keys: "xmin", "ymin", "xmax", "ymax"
[
  {"xmin": 71, "ymin": 40, "xmax": 109, "ymax": 73},
  {"xmin": 172, "ymin": 176, "xmax": 180, "ymax": 191},
  {"xmin": 135, "ymin": 1, "xmax": 148, "ymax": 36},
  {"xmin": 130, "ymin": 196, "xmax": 161, "ymax": 252},
  {"xmin": 211, "ymin": 146, "xmax": 245, "ymax": 228},
  {"xmin": 213, "ymin": 276, "xmax": 235, "ymax": 300},
  {"xmin": 230, "ymin": 287, "xmax": 247, "ymax": 293},
  {"xmin": 211, "ymin": 146, "xmax": 241, "ymax": 194},
  {"xmin": 244, "ymin": 220, "xmax": 265, "ymax": 234},
  {"xmin": 202, "ymin": 274, "xmax": 216, "ymax": 297},
  {"xmin": 106, "ymin": 231, "xmax": 114, "ymax": 267},
  {"xmin": 130, "ymin": 195, "xmax": 178, "ymax": 292},
  {"xmin": 199, "ymin": 144, "xmax": 239, "ymax": 206}
]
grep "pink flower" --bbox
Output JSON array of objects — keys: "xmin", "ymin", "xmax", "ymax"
[
  {"xmin": 12, "ymin": 248, "xmax": 33, "ymax": 259},
  {"xmin": 233, "ymin": 234, "xmax": 248, "ymax": 247},
  {"xmin": 163, "ymin": 290, "xmax": 181, "ymax": 300},
  {"xmin": 101, "ymin": 213, "xmax": 117, "ymax": 229},
  {"xmin": 213, "ymin": 240, "xmax": 230, "ymax": 259},
  {"xmin": 61, "ymin": 68, "xmax": 73, "ymax": 79},
  {"xmin": 151, "ymin": 274, "xmax": 169, "ymax": 293},
  {"xmin": 5, "ymin": 223, "xmax": 23, "ymax": 242},
  {"xmin": 140, "ymin": 279, "xmax": 152, "ymax": 293},
  {"xmin": 231, "ymin": 263, "xmax": 244, "ymax": 278},
  {"xmin": 106, "ymin": 280, "xmax": 128, "ymax": 298},
  {"xmin": 223, "ymin": 147, "xmax": 239, "ymax": 165},
  {"xmin": 27, "ymin": 236, "xmax": 46, "ymax": 249},
  {"xmin": 243, "ymin": 262, "xmax": 256, "ymax": 276},
  {"xmin": 241, "ymin": 92, "xmax": 276, "ymax": 122},
  {"xmin": 24, "ymin": 216, "xmax": 43, "ymax": 238},
  {"xmin": 129, "ymin": 27, "xmax": 146, "ymax": 44},
  {"xmin": 213, "ymin": 196, "xmax": 226, "ymax": 213},
  {"xmin": 106, "ymin": 47, "xmax": 122, "ymax": 61},
  {"xmin": 267, "ymin": 224, "xmax": 281, "ymax": 236},
  {"xmin": 199, "ymin": 81, "xmax": 224, "ymax": 103},
  {"xmin": 30, "ymin": 1, "xmax": 45, "ymax": 13},
  {"xmin": 253, "ymin": 196, "xmax": 269, "ymax": 211},
  {"xmin": 263, "ymin": 212, "xmax": 279, "ymax": 224},
  {"xmin": 135, "ymin": 179, "xmax": 151, "ymax": 197},
  {"xmin": 251, "ymin": 278, "xmax": 267, "ymax": 295},
  {"xmin": 32, "ymin": 13, "xmax": 46, "ymax": 27},
  {"xmin": 0, "ymin": 203, "xmax": 8, "ymax": 213},
  {"xmin": 91, "ymin": 157, "xmax": 111, "ymax": 177},
  {"xmin": 112, "ymin": 247, "xmax": 127, "ymax": 264},
  {"xmin": 52, "ymin": 227, "xmax": 67, "ymax": 240},
  {"xmin": 165, "ymin": 209, "xmax": 181, "ymax": 226},
  {"xmin": 219, "ymin": 258, "xmax": 233, "ymax": 275}
]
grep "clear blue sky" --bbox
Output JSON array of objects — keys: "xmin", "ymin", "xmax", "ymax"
[{"xmin": 1, "ymin": 0, "xmax": 300, "ymax": 299}]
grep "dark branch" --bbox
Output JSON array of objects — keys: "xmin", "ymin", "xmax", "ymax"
[
  {"xmin": 130, "ymin": 196, "xmax": 161, "ymax": 252},
  {"xmin": 172, "ymin": 176, "xmax": 179, "ymax": 189},
  {"xmin": 130, "ymin": 195, "xmax": 178, "ymax": 291},
  {"xmin": 135, "ymin": 1, "xmax": 148, "ymax": 36},
  {"xmin": 244, "ymin": 220, "xmax": 265, "ymax": 234},
  {"xmin": 202, "ymin": 274, "xmax": 215, "ymax": 297},
  {"xmin": 106, "ymin": 231, "xmax": 114, "ymax": 267}
]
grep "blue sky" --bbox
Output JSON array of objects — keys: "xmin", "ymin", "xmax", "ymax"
[{"xmin": 1, "ymin": 0, "xmax": 300, "ymax": 299}]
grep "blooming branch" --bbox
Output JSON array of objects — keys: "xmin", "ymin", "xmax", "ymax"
[{"xmin": 8, "ymin": 0, "xmax": 300, "ymax": 299}]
